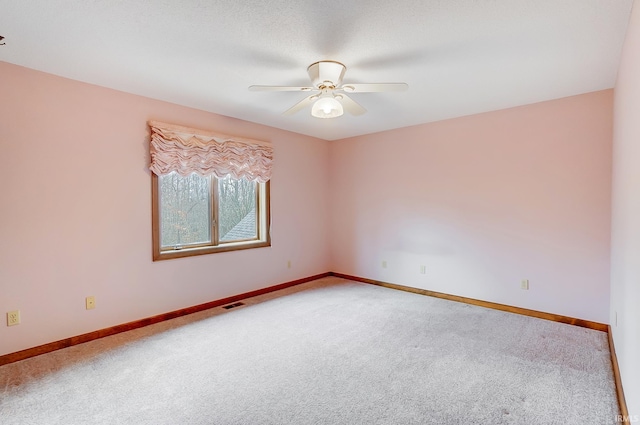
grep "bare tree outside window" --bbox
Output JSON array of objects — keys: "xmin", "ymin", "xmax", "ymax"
[
  {"xmin": 157, "ymin": 172, "xmax": 260, "ymax": 251},
  {"xmin": 159, "ymin": 172, "xmax": 211, "ymax": 248},
  {"xmin": 218, "ymin": 175, "xmax": 256, "ymax": 241}
]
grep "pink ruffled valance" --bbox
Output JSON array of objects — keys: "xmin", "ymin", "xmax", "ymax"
[{"xmin": 149, "ymin": 121, "xmax": 273, "ymax": 182}]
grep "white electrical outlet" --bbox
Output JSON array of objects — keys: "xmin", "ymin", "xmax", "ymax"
[
  {"xmin": 420, "ymin": 265, "xmax": 426, "ymax": 274},
  {"xmin": 521, "ymin": 279, "xmax": 529, "ymax": 290},
  {"xmin": 287, "ymin": 260, "xmax": 291, "ymax": 269},
  {"xmin": 382, "ymin": 261, "xmax": 387, "ymax": 269},
  {"xmin": 7, "ymin": 310, "xmax": 20, "ymax": 326}
]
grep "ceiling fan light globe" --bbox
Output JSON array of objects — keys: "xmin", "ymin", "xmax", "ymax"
[{"xmin": 311, "ymin": 97, "xmax": 343, "ymax": 118}]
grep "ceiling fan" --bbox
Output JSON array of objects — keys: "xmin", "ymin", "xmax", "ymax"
[{"xmin": 249, "ymin": 60, "xmax": 408, "ymax": 119}]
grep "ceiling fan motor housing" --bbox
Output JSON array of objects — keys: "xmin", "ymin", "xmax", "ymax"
[{"xmin": 307, "ymin": 61, "xmax": 346, "ymax": 89}]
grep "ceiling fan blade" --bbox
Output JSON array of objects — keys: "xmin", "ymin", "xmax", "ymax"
[
  {"xmin": 282, "ymin": 94, "xmax": 319, "ymax": 116},
  {"xmin": 340, "ymin": 83, "xmax": 408, "ymax": 93},
  {"xmin": 337, "ymin": 93, "xmax": 366, "ymax": 116},
  {"xmin": 249, "ymin": 85, "xmax": 315, "ymax": 92}
]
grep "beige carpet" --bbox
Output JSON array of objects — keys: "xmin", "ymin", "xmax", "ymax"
[{"xmin": 0, "ymin": 277, "xmax": 619, "ymax": 424}]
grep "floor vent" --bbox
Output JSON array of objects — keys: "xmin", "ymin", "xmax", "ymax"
[{"xmin": 222, "ymin": 302, "xmax": 245, "ymax": 310}]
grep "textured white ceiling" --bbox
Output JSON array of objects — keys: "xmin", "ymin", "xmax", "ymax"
[{"xmin": 0, "ymin": 0, "xmax": 633, "ymax": 140}]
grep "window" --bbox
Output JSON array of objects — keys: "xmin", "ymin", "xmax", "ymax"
[
  {"xmin": 149, "ymin": 121, "xmax": 272, "ymax": 261},
  {"xmin": 152, "ymin": 172, "xmax": 269, "ymax": 260}
]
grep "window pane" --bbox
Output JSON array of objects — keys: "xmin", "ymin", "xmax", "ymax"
[
  {"xmin": 159, "ymin": 172, "xmax": 211, "ymax": 248},
  {"xmin": 218, "ymin": 175, "xmax": 257, "ymax": 242}
]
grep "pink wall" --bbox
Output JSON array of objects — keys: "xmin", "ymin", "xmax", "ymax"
[
  {"xmin": 330, "ymin": 90, "xmax": 613, "ymax": 323},
  {"xmin": 611, "ymin": 0, "xmax": 640, "ymax": 417},
  {"xmin": 0, "ymin": 62, "xmax": 330, "ymax": 356},
  {"xmin": 0, "ymin": 58, "xmax": 617, "ymax": 368}
]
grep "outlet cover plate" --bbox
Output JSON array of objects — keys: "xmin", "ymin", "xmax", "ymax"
[
  {"xmin": 86, "ymin": 296, "xmax": 96, "ymax": 310},
  {"xmin": 7, "ymin": 310, "xmax": 20, "ymax": 326}
]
